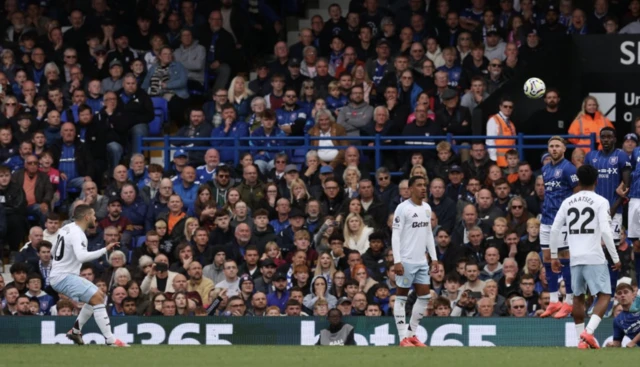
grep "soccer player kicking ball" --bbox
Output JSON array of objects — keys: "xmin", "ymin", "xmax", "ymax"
[
  {"xmin": 550, "ymin": 165, "xmax": 621, "ymax": 349},
  {"xmin": 392, "ymin": 176, "xmax": 439, "ymax": 347},
  {"xmin": 50, "ymin": 205, "xmax": 129, "ymax": 347}
]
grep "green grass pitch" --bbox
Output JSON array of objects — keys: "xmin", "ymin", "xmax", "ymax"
[{"xmin": 4, "ymin": 345, "xmax": 638, "ymax": 367}]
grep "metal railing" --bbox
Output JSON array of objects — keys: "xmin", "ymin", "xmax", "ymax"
[{"xmin": 139, "ymin": 133, "xmax": 597, "ymax": 173}]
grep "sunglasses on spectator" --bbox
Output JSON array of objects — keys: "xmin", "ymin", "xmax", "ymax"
[
  {"xmin": 511, "ymin": 205, "xmax": 523, "ymax": 209},
  {"xmin": 26, "ymin": 161, "xmax": 38, "ymax": 165},
  {"xmin": 491, "ymin": 63, "xmax": 502, "ymax": 67},
  {"xmin": 512, "ymin": 305, "xmax": 525, "ymax": 309}
]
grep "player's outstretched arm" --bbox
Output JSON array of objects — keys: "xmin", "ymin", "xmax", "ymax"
[{"xmin": 73, "ymin": 240, "xmax": 118, "ymax": 263}]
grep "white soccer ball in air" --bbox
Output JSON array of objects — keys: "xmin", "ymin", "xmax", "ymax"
[{"xmin": 523, "ymin": 77, "xmax": 546, "ymax": 99}]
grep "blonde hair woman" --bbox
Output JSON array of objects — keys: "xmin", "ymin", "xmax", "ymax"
[
  {"xmin": 183, "ymin": 217, "xmax": 200, "ymax": 243},
  {"xmin": 343, "ymin": 213, "xmax": 374, "ymax": 254},
  {"xmin": 313, "ymin": 251, "xmax": 337, "ymax": 288},
  {"xmin": 568, "ymin": 95, "xmax": 613, "ymax": 152},
  {"xmin": 409, "ymin": 164, "xmax": 428, "ymax": 179},
  {"xmin": 351, "ymin": 64, "xmax": 373, "ymax": 103},
  {"xmin": 228, "ymin": 75, "xmax": 253, "ymax": 121},
  {"xmin": 290, "ymin": 178, "xmax": 311, "ymax": 210}
]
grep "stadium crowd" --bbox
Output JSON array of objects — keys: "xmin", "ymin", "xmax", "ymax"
[{"xmin": 0, "ymin": 0, "xmax": 639, "ymax": 322}]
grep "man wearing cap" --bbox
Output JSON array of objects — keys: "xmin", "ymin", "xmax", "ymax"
[
  {"xmin": 365, "ymin": 38, "xmax": 392, "ymax": 86},
  {"xmin": 101, "ymin": 59, "xmax": 124, "ymax": 92},
  {"xmin": 253, "ymin": 259, "xmax": 278, "ymax": 294},
  {"xmin": 285, "ymin": 58, "xmax": 308, "ymax": 94},
  {"xmin": 266, "ymin": 272, "xmax": 290, "ymax": 312},
  {"xmin": 107, "ymin": 31, "xmax": 139, "ymax": 72},
  {"xmin": 539, "ymin": 5, "xmax": 568, "ymax": 44},
  {"xmin": 273, "ymin": 162, "xmax": 296, "ymax": 196},
  {"xmin": 445, "ymin": 165, "xmax": 466, "ymax": 201},
  {"xmin": 436, "ymin": 88, "xmax": 472, "ymax": 138},
  {"xmin": 623, "ymin": 133, "xmax": 638, "ymax": 157},
  {"xmin": 336, "ymin": 297, "xmax": 353, "ymax": 316},
  {"xmin": 484, "ymin": 29, "xmax": 506, "ymax": 62},
  {"xmin": 277, "ymin": 208, "xmax": 309, "ymax": 255},
  {"xmin": 248, "ymin": 62, "xmax": 272, "ymax": 97},
  {"xmin": 203, "ymin": 246, "xmax": 227, "ymax": 284}
]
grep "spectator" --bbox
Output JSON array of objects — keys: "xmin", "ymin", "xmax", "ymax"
[
  {"xmin": 173, "ymin": 29, "xmax": 206, "ymax": 90},
  {"xmin": 51, "ymin": 122, "xmax": 94, "ymax": 191},
  {"xmin": 0, "ymin": 165, "xmax": 27, "ymax": 253},
  {"xmin": 142, "ymin": 46, "xmax": 189, "ymax": 126},
  {"xmin": 211, "ymin": 104, "xmax": 250, "ymax": 165},
  {"xmin": 568, "ymin": 95, "xmax": 613, "ymax": 153},
  {"xmin": 11, "ymin": 154, "xmax": 53, "ymax": 225}
]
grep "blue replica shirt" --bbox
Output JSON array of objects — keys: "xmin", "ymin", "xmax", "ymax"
[
  {"xmin": 628, "ymin": 147, "xmax": 640, "ymax": 199},
  {"xmin": 460, "ymin": 7, "xmax": 484, "ymax": 23},
  {"xmin": 613, "ymin": 310, "xmax": 640, "ymax": 346},
  {"xmin": 195, "ymin": 165, "xmax": 216, "ymax": 183},
  {"xmin": 585, "ymin": 148, "xmax": 630, "ymax": 213},
  {"xmin": 436, "ymin": 65, "xmax": 462, "ymax": 88},
  {"xmin": 541, "ymin": 158, "xmax": 578, "ymax": 225}
]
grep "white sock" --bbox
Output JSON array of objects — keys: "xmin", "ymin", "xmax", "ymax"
[
  {"xmin": 73, "ymin": 304, "xmax": 93, "ymax": 333},
  {"xmin": 394, "ymin": 296, "xmax": 408, "ymax": 341},
  {"xmin": 92, "ymin": 305, "xmax": 116, "ymax": 344},
  {"xmin": 408, "ymin": 295, "xmax": 430, "ymax": 338},
  {"xmin": 565, "ymin": 294, "xmax": 574, "ymax": 306},
  {"xmin": 550, "ymin": 291, "xmax": 559, "ymax": 303},
  {"xmin": 586, "ymin": 315, "xmax": 602, "ymax": 335},
  {"xmin": 575, "ymin": 323, "xmax": 585, "ymax": 341}
]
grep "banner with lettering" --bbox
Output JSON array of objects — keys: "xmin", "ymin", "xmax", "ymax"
[{"xmin": 1, "ymin": 317, "xmax": 631, "ymax": 347}]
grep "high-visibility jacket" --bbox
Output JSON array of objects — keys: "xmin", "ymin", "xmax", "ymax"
[
  {"xmin": 492, "ymin": 114, "xmax": 516, "ymax": 167},
  {"xmin": 568, "ymin": 111, "xmax": 613, "ymax": 153}
]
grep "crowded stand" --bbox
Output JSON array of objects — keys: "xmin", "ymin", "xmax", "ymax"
[{"xmin": 0, "ymin": 0, "xmax": 639, "ymax": 333}]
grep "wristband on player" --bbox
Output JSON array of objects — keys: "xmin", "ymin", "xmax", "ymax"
[{"xmin": 550, "ymin": 252, "xmax": 558, "ymax": 259}]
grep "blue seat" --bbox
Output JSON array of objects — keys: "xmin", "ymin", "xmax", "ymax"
[
  {"xmin": 151, "ymin": 97, "xmax": 168, "ymax": 136},
  {"xmin": 135, "ymin": 236, "xmax": 146, "ymax": 249},
  {"xmin": 291, "ymin": 148, "xmax": 307, "ymax": 165}
]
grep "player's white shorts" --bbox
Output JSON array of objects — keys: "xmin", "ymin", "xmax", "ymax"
[
  {"xmin": 539, "ymin": 223, "xmax": 568, "ymax": 250},
  {"xmin": 611, "ymin": 212, "xmax": 622, "ymax": 242},
  {"xmin": 396, "ymin": 262, "xmax": 430, "ymax": 288},
  {"xmin": 51, "ymin": 274, "xmax": 98, "ymax": 303},
  {"xmin": 628, "ymin": 198, "xmax": 640, "ymax": 239},
  {"xmin": 571, "ymin": 264, "xmax": 611, "ymax": 296}
]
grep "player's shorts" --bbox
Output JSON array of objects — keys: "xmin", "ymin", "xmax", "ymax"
[
  {"xmin": 396, "ymin": 262, "xmax": 430, "ymax": 289},
  {"xmin": 611, "ymin": 212, "xmax": 622, "ymax": 242},
  {"xmin": 540, "ymin": 223, "xmax": 568, "ymax": 250},
  {"xmin": 51, "ymin": 274, "xmax": 98, "ymax": 303},
  {"xmin": 628, "ymin": 198, "xmax": 640, "ymax": 239},
  {"xmin": 571, "ymin": 264, "xmax": 611, "ymax": 296}
]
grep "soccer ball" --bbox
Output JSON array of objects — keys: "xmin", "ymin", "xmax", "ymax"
[{"xmin": 523, "ymin": 77, "xmax": 546, "ymax": 99}]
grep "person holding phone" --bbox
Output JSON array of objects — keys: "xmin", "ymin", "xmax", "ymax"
[{"xmin": 140, "ymin": 253, "xmax": 179, "ymax": 296}]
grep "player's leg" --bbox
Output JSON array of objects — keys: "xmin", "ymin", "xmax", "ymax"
[
  {"xmin": 540, "ymin": 224, "xmax": 562, "ymax": 317},
  {"xmin": 554, "ymin": 250, "xmax": 573, "ymax": 318},
  {"xmin": 569, "ymin": 265, "xmax": 586, "ymax": 347},
  {"xmin": 74, "ymin": 277, "xmax": 128, "ymax": 347},
  {"xmin": 394, "ymin": 264, "xmax": 411, "ymax": 346},
  {"xmin": 579, "ymin": 264, "xmax": 612, "ymax": 349},
  {"xmin": 51, "ymin": 275, "xmax": 93, "ymax": 345},
  {"xmin": 407, "ymin": 284, "xmax": 430, "ymax": 347}
]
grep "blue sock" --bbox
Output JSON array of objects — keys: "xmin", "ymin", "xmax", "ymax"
[
  {"xmin": 635, "ymin": 252, "xmax": 640, "ymax": 286},
  {"xmin": 560, "ymin": 259, "xmax": 572, "ymax": 295},
  {"xmin": 544, "ymin": 262, "xmax": 559, "ymax": 292},
  {"xmin": 609, "ymin": 268, "xmax": 619, "ymax": 296}
]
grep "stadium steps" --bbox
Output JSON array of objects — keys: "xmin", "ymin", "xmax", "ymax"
[{"xmin": 286, "ymin": 0, "xmax": 350, "ymax": 47}]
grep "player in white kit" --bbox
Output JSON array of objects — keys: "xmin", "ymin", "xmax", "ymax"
[
  {"xmin": 392, "ymin": 176, "xmax": 439, "ymax": 347},
  {"xmin": 50, "ymin": 205, "xmax": 129, "ymax": 347},
  {"xmin": 550, "ymin": 165, "xmax": 621, "ymax": 349}
]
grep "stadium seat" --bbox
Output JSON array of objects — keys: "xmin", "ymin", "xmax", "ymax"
[
  {"xmin": 151, "ymin": 97, "xmax": 169, "ymax": 136},
  {"xmin": 135, "ymin": 236, "xmax": 146, "ymax": 249}
]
